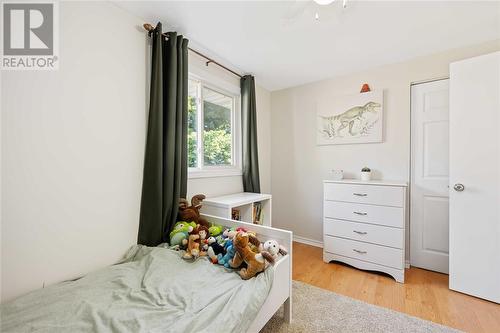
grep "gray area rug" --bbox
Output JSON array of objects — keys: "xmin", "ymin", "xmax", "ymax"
[{"xmin": 261, "ymin": 281, "xmax": 461, "ymax": 333}]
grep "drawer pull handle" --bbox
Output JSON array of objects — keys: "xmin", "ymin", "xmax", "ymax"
[
  {"xmin": 353, "ymin": 249, "xmax": 367, "ymax": 254},
  {"xmin": 353, "ymin": 193, "xmax": 367, "ymax": 197},
  {"xmin": 353, "ymin": 230, "xmax": 367, "ymax": 235},
  {"xmin": 353, "ymin": 211, "xmax": 367, "ymax": 216}
]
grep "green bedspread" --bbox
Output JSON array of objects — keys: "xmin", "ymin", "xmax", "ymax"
[{"xmin": 0, "ymin": 245, "xmax": 273, "ymax": 333}]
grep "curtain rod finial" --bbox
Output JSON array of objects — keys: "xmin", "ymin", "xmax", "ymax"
[{"xmin": 143, "ymin": 23, "xmax": 154, "ymax": 32}]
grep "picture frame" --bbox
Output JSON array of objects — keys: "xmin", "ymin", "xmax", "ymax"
[{"xmin": 317, "ymin": 90, "xmax": 384, "ymax": 145}]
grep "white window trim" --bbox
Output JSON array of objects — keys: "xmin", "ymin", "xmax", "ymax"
[{"xmin": 188, "ymin": 73, "xmax": 242, "ymax": 179}]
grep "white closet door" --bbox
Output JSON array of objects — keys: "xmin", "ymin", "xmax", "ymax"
[
  {"xmin": 410, "ymin": 79, "xmax": 450, "ymax": 274},
  {"xmin": 449, "ymin": 52, "xmax": 500, "ymax": 303}
]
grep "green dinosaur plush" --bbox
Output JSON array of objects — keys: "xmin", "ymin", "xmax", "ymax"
[
  {"xmin": 170, "ymin": 221, "xmax": 197, "ymax": 247},
  {"xmin": 208, "ymin": 224, "xmax": 223, "ymax": 237}
]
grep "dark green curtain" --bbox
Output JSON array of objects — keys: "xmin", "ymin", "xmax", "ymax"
[
  {"xmin": 241, "ymin": 75, "xmax": 261, "ymax": 193},
  {"xmin": 138, "ymin": 23, "xmax": 188, "ymax": 246}
]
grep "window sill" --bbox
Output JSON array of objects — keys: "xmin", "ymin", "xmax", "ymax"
[{"xmin": 188, "ymin": 168, "xmax": 242, "ymax": 179}]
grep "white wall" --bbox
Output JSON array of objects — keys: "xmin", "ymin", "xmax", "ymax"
[
  {"xmin": 186, "ymin": 53, "xmax": 272, "ymax": 199},
  {"xmin": 1, "ymin": 1, "xmax": 148, "ymax": 302},
  {"xmin": 0, "ymin": 1, "xmax": 272, "ymax": 302},
  {"xmin": 270, "ymin": 40, "xmax": 500, "ymax": 259},
  {"xmin": 255, "ymin": 84, "xmax": 272, "ymax": 194}
]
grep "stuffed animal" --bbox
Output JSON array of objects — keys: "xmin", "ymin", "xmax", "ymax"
[
  {"xmin": 206, "ymin": 236, "xmax": 225, "ymax": 263},
  {"xmin": 177, "ymin": 194, "xmax": 210, "ymax": 228},
  {"xmin": 216, "ymin": 228, "xmax": 234, "ymax": 248},
  {"xmin": 262, "ymin": 240, "xmax": 288, "ymax": 260},
  {"xmin": 183, "ymin": 233, "xmax": 200, "ymax": 260},
  {"xmin": 215, "ymin": 235, "xmax": 226, "ymax": 247},
  {"xmin": 183, "ymin": 225, "xmax": 209, "ymax": 260},
  {"xmin": 236, "ymin": 227, "xmax": 248, "ymax": 233},
  {"xmin": 223, "ymin": 228, "xmax": 237, "ymax": 240},
  {"xmin": 245, "ymin": 231, "xmax": 260, "ymax": 253},
  {"xmin": 217, "ymin": 242, "xmax": 236, "ymax": 268},
  {"xmin": 208, "ymin": 224, "xmax": 223, "ymax": 237},
  {"xmin": 197, "ymin": 225, "xmax": 209, "ymax": 251},
  {"xmin": 169, "ymin": 245, "xmax": 181, "ymax": 251},
  {"xmin": 230, "ymin": 232, "xmax": 275, "ymax": 280},
  {"xmin": 169, "ymin": 221, "xmax": 197, "ymax": 248}
]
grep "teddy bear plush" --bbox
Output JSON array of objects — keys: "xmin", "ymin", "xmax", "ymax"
[
  {"xmin": 177, "ymin": 194, "xmax": 210, "ymax": 229},
  {"xmin": 230, "ymin": 232, "xmax": 275, "ymax": 280}
]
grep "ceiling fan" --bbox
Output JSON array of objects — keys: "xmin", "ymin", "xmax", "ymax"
[
  {"xmin": 282, "ymin": 0, "xmax": 348, "ymax": 25},
  {"xmin": 314, "ymin": 0, "xmax": 347, "ymax": 8}
]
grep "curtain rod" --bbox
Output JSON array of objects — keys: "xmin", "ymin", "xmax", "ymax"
[{"xmin": 143, "ymin": 23, "xmax": 243, "ymax": 79}]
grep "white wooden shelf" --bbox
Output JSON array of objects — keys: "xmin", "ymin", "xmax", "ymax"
[{"xmin": 201, "ymin": 192, "xmax": 272, "ymax": 226}]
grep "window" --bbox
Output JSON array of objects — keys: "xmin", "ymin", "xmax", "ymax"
[{"xmin": 188, "ymin": 76, "xmax": 241, "ymax": 178}]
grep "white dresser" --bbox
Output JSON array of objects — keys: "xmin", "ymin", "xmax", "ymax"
[{"xmin": 323, "ymin": 179, "xmax": 407, "ymax": 283}]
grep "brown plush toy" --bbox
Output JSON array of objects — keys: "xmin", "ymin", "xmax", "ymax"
[
  {"xmin": 183, "ymin": 233, "xmax": 200, "ymax": 260},
  {"xmin": 178, "ymin": 194, "xmax": 210, "ymax": 228},
  {"xmin": 230, "ymin": 232, "xmax": 275, "ymax": 280},
  {"xmin": 183, "ymin": 225, "xmax": 209, "ymax": 260}
]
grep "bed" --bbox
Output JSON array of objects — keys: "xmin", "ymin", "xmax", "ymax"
[{"xmin": 0, "ymin": 214, "xmax": 292, "ymax": 333}]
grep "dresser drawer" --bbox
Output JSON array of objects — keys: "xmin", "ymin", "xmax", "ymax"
[
  {"xmin": 324, "ymin": 201, "xmax": 404, "ymax": 228},
  {"xmin": 324, "ymin": 235, "xmax": 404, "ymax": 269},
  {"xmin": 324, "ymin": 218, "xmax": 403, "ymax": 249},
  {"xmin": 324, "ymin": 183, "xmax": 405, "ymax": 207}
]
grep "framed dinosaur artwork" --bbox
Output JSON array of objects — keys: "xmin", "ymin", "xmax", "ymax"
[{"xmin": 317, "ymin": 90, "xmax": 384, "ymax": 145}]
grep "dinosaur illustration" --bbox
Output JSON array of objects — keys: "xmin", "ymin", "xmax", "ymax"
[{"xmin": 320, "ymin": 101, "xmax": 381, "ymax": 138}]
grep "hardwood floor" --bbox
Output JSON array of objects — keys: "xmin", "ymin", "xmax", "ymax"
[{"xmin": 292, "ymin": 242, "xmax": 500, "ymax": 333}]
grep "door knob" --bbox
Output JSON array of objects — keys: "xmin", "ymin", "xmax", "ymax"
[{"xmin": 453, "ymin": 183, "xmax": 465, "ymax": 192}]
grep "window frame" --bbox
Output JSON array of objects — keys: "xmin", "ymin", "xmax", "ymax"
[{"xmin": 188, "ymin": 73, "xmax": 242, "ymax": 179}]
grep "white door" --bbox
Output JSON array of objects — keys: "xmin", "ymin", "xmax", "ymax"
[
  {"xmin": 410, "ymin": 79, "xmax": 450, "ymax": 274},
  {"xmin": 449, "ymin": 52, "xmax": 500, "ymax": 303}
]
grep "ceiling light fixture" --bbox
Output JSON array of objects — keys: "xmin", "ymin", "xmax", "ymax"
[{"xmin": 314, "ymin": 0, "xmax": 335, "ymax": 5}]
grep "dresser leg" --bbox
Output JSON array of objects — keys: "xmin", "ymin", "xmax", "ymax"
[
  {"xmin": 323, "ymin": 251, "xmax": 333, "ymax": 264},
  {"xmin": 393, "ymin": 271, "xmax": 405, "ymax": 283}
]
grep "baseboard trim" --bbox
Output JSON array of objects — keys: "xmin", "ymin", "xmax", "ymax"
[
  {"xmin": 293, "ymin": 235, "xmax": 323, "ymax": 248},
  {"xmin": 405, "ymin": 260, "xmax": 410, "ymax": 269}
]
